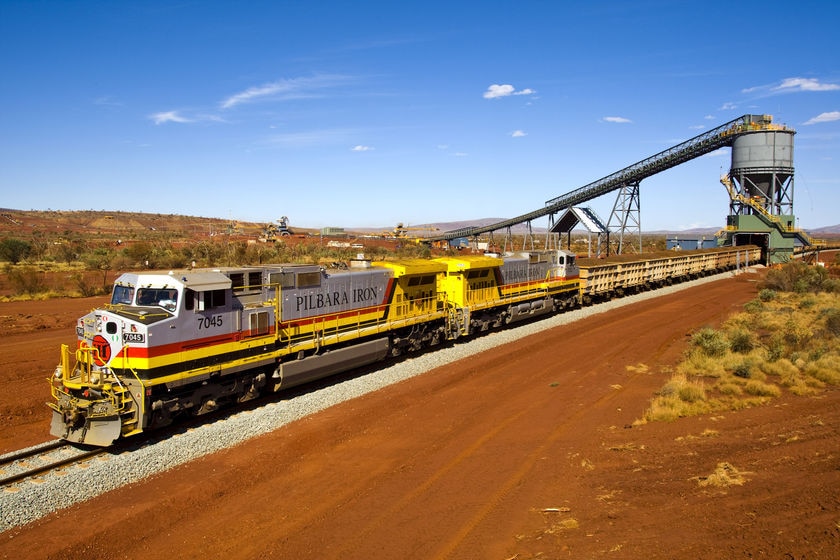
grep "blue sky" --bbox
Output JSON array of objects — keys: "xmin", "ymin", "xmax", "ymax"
[{"xmin": 1, "ymin": 0, "xmax": 838, "ymax": 232}]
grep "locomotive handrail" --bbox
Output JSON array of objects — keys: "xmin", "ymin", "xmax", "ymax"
[
  {"xmin": 73, "ymin": 345, "xmax": 96, "ymax": 384},
  {"xmin": 276, "ymin": 298, "xmax": 441, "ymax": 350},
  {"xmin": 65, "ymin": 341, "xmax": 144, "ymax": 415},
  {"xmin": 110, "ymin": 345, "xmax": 146, "ymax": 400}
]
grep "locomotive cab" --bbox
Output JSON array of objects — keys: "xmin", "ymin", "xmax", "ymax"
[
  {"xmin": 553, "ymin": 249, "xmax": 579, "ymax": 280},
  {"xmin": 48, "ymin": 270, "xmax": 239, "ymax": 445}
]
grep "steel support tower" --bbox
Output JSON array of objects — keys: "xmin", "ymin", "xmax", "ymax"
[{"xmin": 607, "ymin": 181, "xmax": 641, "ymax": 254}]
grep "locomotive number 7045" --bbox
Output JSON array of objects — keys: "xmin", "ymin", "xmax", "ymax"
[{"xmin": 198, "ymin": 315, "xmax": 224, "ymax": 330}]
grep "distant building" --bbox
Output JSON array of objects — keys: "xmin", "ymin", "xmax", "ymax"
[
  {"xmin": 321, "ymin": 227, "xmax": 346, "ymax": 237},
  {"xmin": 667, "ymin": 237, "xmax": 717, "ymax": 250}
]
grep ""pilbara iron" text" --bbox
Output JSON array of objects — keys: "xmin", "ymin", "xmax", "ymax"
[{"xmin": 295, "ymin": 287, "xmax": 379, "ymax": 312}]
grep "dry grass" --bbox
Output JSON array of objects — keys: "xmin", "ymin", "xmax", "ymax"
[
  {"xmin": 608, "ymin": 442, "xmax": 644, "ymax": 451},
  {"xmin": 640, "ymin": 272, "xmax": 840, "ymax": 424},
  {"xmin": 694, "ymin": 462, "xmax": 751, "ymax": 488}
]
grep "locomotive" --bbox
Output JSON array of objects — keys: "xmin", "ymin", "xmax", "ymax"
[{"xmin": 49, "ymin": 249, "xmax": 580, "ymax": 446}]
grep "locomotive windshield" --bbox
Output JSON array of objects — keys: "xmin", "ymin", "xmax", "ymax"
[{"xmin": 111, "ymin": 285, "xmax": 134, "ymax": 305}]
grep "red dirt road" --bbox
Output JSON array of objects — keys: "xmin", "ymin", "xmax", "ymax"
[
  {"xmin": 0, "ymin": 296, "xmax": 109, "ymax": 454},
  {"xmin": 1, "ymin": 271, "xmax": 839, "ymax": 559}
]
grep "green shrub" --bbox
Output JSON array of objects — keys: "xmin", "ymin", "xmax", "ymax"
[
  {"xmin": 823, "ymin": 278, "xmax": 840, "ymax": 293},
  {"xmin": 758, "ymin": 289, "xmax": 776, "ymax": 302},
  {"xmin": 0, "ymin": 238, "xmax": 32, "ymax": 264},
  {"xmin": 729, "ymin": 328, "xmax": 755, "ymax": 354},
  {"xmin": 732, "ymin": 362, "xmax": 752, "ymax": 379},
  {"xmin": 692, "ymin": 328, "xmax": 728, "ymax": 357},
  {"xmin": 766, "ymin": 333, "xmax": 785, "ymax": 362},
  {"xmin": 765, "ymin": 261, "xmax": 832, "ymax": 293},
  {"xmin": 783, "ymin": 316, "xmax": 813, "ymax": 349},
  {"xmin": 825, "ymin": 309, "xmax": 840, "ymax": 337},
  {"xmin": 743, "ymin": 300, "xmax": 763, "ymax": 313},
  {"xmin": 799, "ymin": 295, "xmax": 817, "ymax": 309},
  {"xmin": 7, "ymin": 265, "xmax": 46, "ymax": 295}
]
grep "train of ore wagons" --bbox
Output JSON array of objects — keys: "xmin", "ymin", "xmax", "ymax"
[{"xmin": 49, "ymin": 245, "xmax": 760, "ymax": 446}]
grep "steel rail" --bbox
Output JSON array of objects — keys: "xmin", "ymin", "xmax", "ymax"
[{"xmin": 0, "ymin": 445, "xmax": 106, "ymax": 488}]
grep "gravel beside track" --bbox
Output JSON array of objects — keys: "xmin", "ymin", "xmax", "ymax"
[{"xmin": 0, "ymin": 269, "xmax": 757, "ymax": 532}]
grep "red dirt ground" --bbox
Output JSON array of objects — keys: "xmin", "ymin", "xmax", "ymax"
[{"xmin": 1, "ymin": 270, "xmax": 839, "ymax": 559}]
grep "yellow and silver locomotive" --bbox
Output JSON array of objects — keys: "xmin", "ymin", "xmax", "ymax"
[{"xmin": 49, "ymin": 249, "xmax": 581, "ymax": 445}]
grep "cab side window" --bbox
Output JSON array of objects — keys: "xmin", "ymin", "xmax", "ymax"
[{"xmin": 193, "ymin": 289, "xmax": 227, "ymax": 311}]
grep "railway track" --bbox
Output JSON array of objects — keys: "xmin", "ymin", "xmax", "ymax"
[{"xmin": 0, "ymin": 441, "xmax": 107, "ymax": 489}]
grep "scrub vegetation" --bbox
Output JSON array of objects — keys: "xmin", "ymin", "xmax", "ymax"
[
  {"xmin": 640, "ymin": 260, "xmax": 840, "ymax": 423},
  {"xmin": 0, "ymin": 234, "xmax": 432, "ymax": 300}
]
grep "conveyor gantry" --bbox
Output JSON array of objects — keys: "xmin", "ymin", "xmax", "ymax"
[{"xmin": 435, "ymin": 114, "xmax": 788, "ymax": 242}]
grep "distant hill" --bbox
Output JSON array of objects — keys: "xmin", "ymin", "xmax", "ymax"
[
  {"xmin": 3, "ymin": 209, "xmax": 838, "ymax": 238},
  {"xmin": 363, "ymin": 220, "xmax": 840, "ymax": 238},
  {"xmin": 356, "ymin": 219, "xmax": 545, "ymax": 236},
  {"xmin": 809, "ymin": 224, "xmax": 840, "ymax": 235}
]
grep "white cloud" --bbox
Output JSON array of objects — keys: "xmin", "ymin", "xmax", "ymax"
[
  {"xmin": 148, "ymin": 111, "xmax": 225, "ymax": 125},
  {"xmin": 774, "ymin": 77, "xmax": 840, "ymax": 92},
  {"xmin": 484, "ymin": 84, "xmax": 514, "ymax": 99},
  {"xmin": 221, "ymin": 74, "xmax": 349, "ymax": 109},
  {"xmin": 351, "ymin": 145, "xmax": 374, "ymax": 151},
  {"xmin": 483, "ymin": 84, "xmax": 535, "ymax": 99},
  {"xmin": 720, "ymin": 102, "xmax": 737, "ymax": 110},
  {"xmin": 511, "ymin": 130, "xmax": 527, "ymax": 137},
  {"xmin": 602, "ymin": 116, "xmax": 632, "ymax": 124},
  {"xmin": 803, "ymin": 111, "xmax": 840, "ymax": 125},
  {"xmin": 94, "ymin": 95, "xmax": 122, "ymax": 107},
  {"xmin": 742, "ymin": 77, "xmax": 840, "ymax": 97},
  {"xmin": 149, "ymin": 111, "xmax": 191, "ymax": 125},
  {"xmin": 262, "ymin": 128, "xmax": 358, "ymax": 148},
  {"xmin": 223, "ymin": 83, "xmax": 288, "ymax": 108}
]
